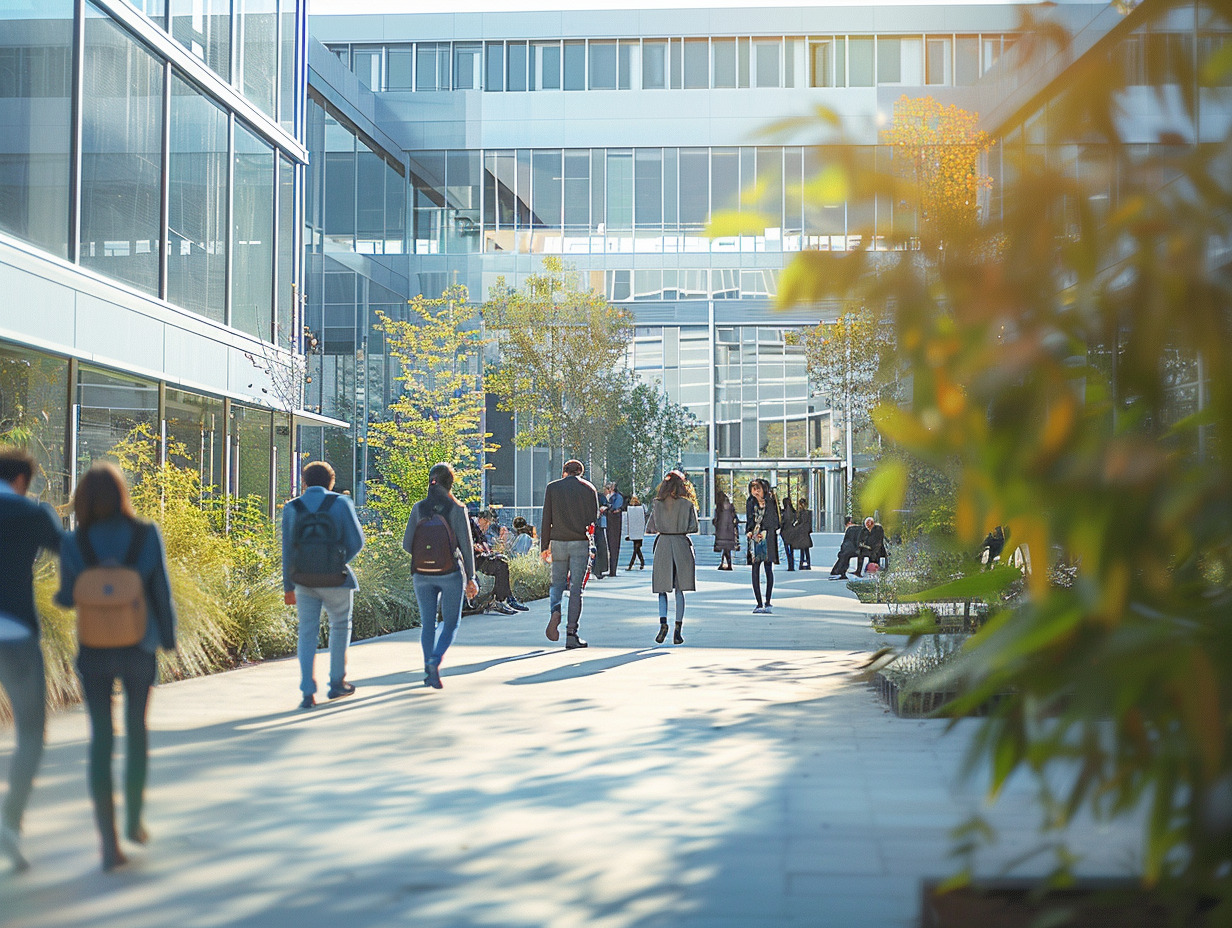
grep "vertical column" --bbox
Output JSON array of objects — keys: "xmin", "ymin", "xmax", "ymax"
[
  {"xmin": 224, "ymin": 115, "xmax": 235, "ymax": 326},
  {"xmin": 68, "ymin": 0, "xmax": 86, "ymax": 264},
  {"xmin": 159, "ymin": 60, "xmax": 172, "ymax": 300}
]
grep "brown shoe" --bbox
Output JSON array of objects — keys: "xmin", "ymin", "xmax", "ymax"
[{"xmin": 546, "ymin": 610, "xmax": 561, "ymax": 642}]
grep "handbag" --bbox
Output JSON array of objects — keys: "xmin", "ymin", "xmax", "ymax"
[{"xmin": 752, "ymin": 536, "xmax": 769, "ymax": 563}]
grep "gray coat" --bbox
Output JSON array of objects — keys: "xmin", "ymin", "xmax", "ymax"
[{"xmin": 651, "ymin": 496, "xmax": 698, "ymax": 593}]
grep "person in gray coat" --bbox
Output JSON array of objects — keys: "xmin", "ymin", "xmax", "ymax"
[
  {"xmin": 711, "ymin": 489, "xmax": 740, "ymax": 570},
  {"xmin": 651, "ymin": 471, "xmax": 698, "ymax": 645}
]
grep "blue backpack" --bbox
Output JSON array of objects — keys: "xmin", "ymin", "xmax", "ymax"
[{"xmin": 289, "ymin": 495, "xmax": 348, "ymax": 587}]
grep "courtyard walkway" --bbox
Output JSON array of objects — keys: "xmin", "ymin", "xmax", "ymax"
[{"xmin": 1, "ymin": 555, "xmax": 1139, "ymax": 928}]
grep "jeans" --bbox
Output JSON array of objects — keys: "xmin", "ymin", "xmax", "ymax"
[
  {"xmin": 413, "ymin": 572, "xmax": 465, "ymax": 668},
  {"xmin": 0, "ymin": 639, "xmax": 45, "ymax": 832},
  {"xmin": 784, "ymin": 543, "xmax": 795, "ymax": 570},
  {"xmin": 295, "ymin": 584, "xmax": 354, "ymax": 696},
  {"xmin": 549, "ymin": 539, "xmax": 591, "ymax": 635},
  {"xmin": 798, "ymin": 547, "xmax": 812, "ymax": 569},
  {"xmin": 77, "ymin": 646, "xmax": 157, "ymax": 844}
]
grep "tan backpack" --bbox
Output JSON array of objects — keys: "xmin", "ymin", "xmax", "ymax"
[{"xmin": 74, "ymin": 522, "xmax": 149, "ymax": 649}]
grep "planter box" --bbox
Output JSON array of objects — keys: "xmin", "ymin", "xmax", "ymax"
[{"xmin": 875, "ymin": 671, "xmax": 1004, "ymax": 718}]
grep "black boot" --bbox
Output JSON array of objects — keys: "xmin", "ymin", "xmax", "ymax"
[
  {"xmin": 655, "ymin": 620, "xmax": 669, "ymax": 644},
  {"xmin": 673, "ymin": 621, "xmax": 684, "ymax": 645}
]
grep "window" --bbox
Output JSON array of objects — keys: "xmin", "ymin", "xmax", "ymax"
[
  {"xmin": 589, "ymin": 41, "xmax": 616, "ymax": 89},
  {"xmin": 170, "ymin": 0, "xmax": 230, "ymax": 81},
  {"xmin": 754, "ymin": 39, "xmax": 780, "ymax": 88},
  {"xmin": 683, "ymin": 38, "xmax": 708, "ymax": 88},
  {"xmin": 678, "ymin": 149, "xmax": 709, "ymax": 226},
  {"xmin": 532, "ymin": 41, "xmax": 560, "ymax": 90},
  {"xmin": 926, "ymin": 37, "xmax": 951, "ymax": 85},
  {"xmin": 877, "ymin": 37, "xmax": 901, "ymax": 83},
  {"xmin": 232, "ymin": 124, "xmax": 275, "ymax": 339},
  {"xmin": 485, "ymin": 42, "xmax": 503, "ymax": 91},
  {"xmin": 605, "ymin": 150, "xmax": 632, "ymax": 229},
  {"xmin": 531, "ymin": 150, "xmax": 561, "ymax": 227},
  {"xmin": 634, "ymin": 149, "xmax": 662, "ymax": 226},
  {"xmin": 618, "ymin": 39, "xmax": 638, "ymax": 89},
  {"xmin": 784, "ymin": 36, "xmax": 803, "ymax": 87},
  {"xmin": 352, "ymin": 45, "xmax": 381, "ymax": 90},
  {"xmin": 713, "ymin": 38, "xmax": 736, "ymax": 88},
  {"xmin": 417, "ymin": 43, "xmax": 444, "ymax": 91},
  {"xmin": 454, "ymin": 42, "xmax": 481, "ymax": 89},
  {"xmin": 955, "ymin": 35, "xmax": 979, "ymax": 85},
  {"xmin": 711, "ymin": 147, "xmax": 739, "ymax": 214},
  {"xmin": 386, "ymin": 45, "xmax": 413, "ymax": 90},
  {"xmin": 848, "ymin": 37, "xmax": 874, "ymax": 86},
  {"xmin": 507, "ymin": 41, "xmax": 528, "ymax": 92},
  {"xmin": 643, "ymin": 38, "xmax": 667, "ymax": 88},
  {"xmin": 982, "ymin": 36, "xmax": 1002, "ymax": 73},
  {"xmin": 563, "ymin": 150, "xmax": 589, "ymax": 227},
  {"xmin": 670, "ymin": 38, "xmax": 683, "ymax": 88},
  {"xmin": 563, "ymin": 40, "xmax": 585, "ymax": 90},
  {"xmin": 810, "ymin": 39, "xmax": 836, "ymax": 87}
]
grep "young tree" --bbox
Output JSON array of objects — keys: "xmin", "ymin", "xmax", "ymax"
[
  {"xmin": 365, "ymin": 284, "xmax": 492, "ymax": 526},
  {"xmin": 484, "ymin": 257, "xmax": 634, "ymax": 482},
  {"xmin": 604, "ymin": 378, "xmax": 700, "ymax": 498}
]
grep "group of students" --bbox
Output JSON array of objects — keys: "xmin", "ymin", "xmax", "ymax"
[{"xmin": 0, "ymin": 448, "xmax": 177, "ymax": 873}]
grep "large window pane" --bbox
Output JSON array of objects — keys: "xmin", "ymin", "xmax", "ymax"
[
  {"xmin": 634, "ymin": 148, "xmax": 662, "ymax": 227},
  {"xmin": 531, "ymin": 150, "xmax": 561, "ymax": 227},
  {"xmin": 165, "ymin": 388, "xmax": 225, "ymax": 495},
  {"xmin": 277, "ymin": 155, "xmax": 295, "ymax": 336},
  {"xmin": 643, "ymin": 38, "xmax": 666, "ymax": 89},
  {"xmin": 238, "ymin": 0, "xmax": 277, "ymax": 115},
  {"xmin": 323, "ymin": 112, "xmax": 355, "ymax": 250},
  {"xmin": 0, "ymin": 346, "xmax": 69, "ymax": 504},
  {"xmin": 0, "ymin": 0, "xmax": 72, "ymax": 257},
  {"xmin": 80, "ymin": 6, "xmax": 162, "ymax": 295},
  {"xmin": 605, "ymin": 149, "xmax": 632, "ymax": 229},
  {"xmin": 810, "ymin": 39, "xmax": 835, "ymax": 87},
  {"xmin": 877, "ymin": 37, "xmax": 901, "ymax": 83},
  {"xmin": 754, "ymin": 39, "xmax": 780, "ymax": 88},
  {"xmin": 233, "ymin": 124, "xmax": 275, "ymax": 340},
  {"xmin": 385, "ymin": 45, "xmax": 412, "ymax": 90},
  {"xmin": 170, "ymin": 0, "xmax": 230, "ymax": 81},
  {"xmin": 562, "ymin": 149, "xmax": 589, "ymax": 228},
  {"xmin": 589, "ymin": 41, "xmax": 616, "ymax": 90},
  {"xmin": 678, "ymin": 149, "xmax": 709, "ymax": 226},
  {"xmin": 357, "ymin": 141, "xmax": 386, "ymax": 251},
  {"xmin": 955, "ymin": 36, "xmax": 979, "ymax": 85},
  {"xmin": 485, "ymin": 42, "xmax": 503, "ymax": 91},
  {"xmin": 712, "ymin": 38, "xmax": 736, "ymax": 88},
  {"xmin": 279, "ymin": 0, "xmax": 296, "ymax": 129},
  {"xmin": 77, "ymin": 366, "xmax": 158, "ymax": 473},
  {"xmin": 711, "ymin": 147, "xmax": 739, "ymax": 213},
  {"xmin": 618, "ymin": 40, "xmax": 637, "ymax": 89},
  {"xmin": 384, "ymin": 158, "xmax": 405, "ymax": 254},
  {"xmin": 848, "ymin": 37, "xmax": 874, "ymax": 86},
  {"xmin": 927, "ymin": 37, "xmax": 951, "ymax": 85},
  {"xmin": 532, "ymin": 41, "xmax": 560, "ymax": 90},
  {"xmin": 231, "ymin": 403, "xmax": 272, "ymax": 511},
  {"xmin": 444, "ymin": 150, "xmax": 479, "ymax": 251},
  {"xmin": 564, "ymin": 40, "xmax": 585, "ymax": 90},
  {"xmin": 168, "ymin": 74, "xmax": 227, "ymax": 324},
  {"xmin": 417, "ymin": 43, "xmax": 440, "ymax": 91},
  {"xmin": 683, "ymin": 38, "xmax": 708, "ymax": 88},
  {"xmin": 506, "ymin": 41, "xmax": 528, "ymax": 92},
  {"xmin": 453, "ymin": 42, "xmax": 481, "ymax": 90}
]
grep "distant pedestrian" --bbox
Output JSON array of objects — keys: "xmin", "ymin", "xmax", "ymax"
[
  {"xmin": 282, "ymin": 461, "xmax": 365, "ymax": 710},
  {"xmin": 56, "ymin": 462, "xmax": 176, "ymax": 871},
  {"xmin": 780, "ymin": 496, "xmax": 797, "ymax": 571},
  {"xmin": 979, "ymin": 525, "xmax": 1007, "ymax": 568},
  {"xmin": 591, "ymin": 485, "xmax": 610, "ymax": 581},
  {"xmin": 855, "ymin": 516, "xmax": 887, "ymax": 577},
  {"xmin": 605, "ymin": 482, "xmax": 625, "ymax": 578},
  {"xmin": 473, "ymin": 510, "xmax": 526, "ymax": 614},
  {"xmin": 712, "ymin": 489, "xmax": 739, "ymax": 570},
  {"xmin": 651, "ymin": 471, "xmax": 698, "ymax": 645},
  {"xmin": 746, "ymin": 479, "xmax": 780, "ymax": 613},
  {"xmin": 510, "ymin": 516, "xmax": 536, "ymax": 557},
  {"xmin": 402, "ymin": 463, "xmax": 478, "ymax": 690},
  {"xmin": 0, "ymin": 447, "xmax": 63, "ymax": 873},
  {"xmin": 540, "ymin": 460, "xmax": 600, "ymax": 649},
  {"xmin": 790, "ymin": 496, "xmax": 814, "ymax": 570},
  {"xmin": 625, "ymin": 496, "xmax": 647, "ymax": 570},
  {"xmin": 829, "ymin": 516, "xmax": 860, "ymax": 579}
]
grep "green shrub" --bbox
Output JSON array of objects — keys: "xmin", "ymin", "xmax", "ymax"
[
  {"xmin": 508, "ymin": 552, "xmax": 551, "ymax": 602},
  {"xmin": 351, "ymin": 532, "xmax": 420, "ymax": 640}
]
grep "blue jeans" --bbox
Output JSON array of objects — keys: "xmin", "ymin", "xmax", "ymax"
[
  {"xmin": 413, "ymin": 572, "xmax": 464, "ymax": 668},
  {"xmin": 0, "ymin": 639, "xmax": 45, "ymax": 832},
  {"xmin": 549, "ymin": 539, "xmax": 591, "ymax": 635},
  {"xmin": 295, "ymin": 585, "xmax": 354, "ymax": 696}
]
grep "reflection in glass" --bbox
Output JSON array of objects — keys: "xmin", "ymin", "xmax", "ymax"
[
  {"xmin": 77, "ymin": 366, "xmax": 159, "ymax": 473},
  {"xmin": 0, "ymin": 345, "xmax": 69, "ymax": 504},
  {"xmin": 165, "ymin": 388, "xmax": 225, "ymax": 495},
  {"xmin": 233, "ymin": 124, "xmax": 275, "ymax": 340},
  {"xmin": 239, "ymin": 0, "xmax": 277, "ymax": 115},
  {"xmin": 170, "ymin": 0, "xmax": 230, "ymax": 81}
]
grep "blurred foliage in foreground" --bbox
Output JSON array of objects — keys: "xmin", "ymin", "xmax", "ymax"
[{"xmin": 777, "ymin": 1, "xmax": 1232, "ymax": 916}]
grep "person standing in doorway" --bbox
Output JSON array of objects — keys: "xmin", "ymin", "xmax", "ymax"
[
  {"xmin": 712, "ymin": 489, "xmax": 739, "ymax": 570},
  {"xmin": 780, "ymin": 495, "xmax": 797, "ymax": 571},
  {"xmin": 791, "ymin": 497, "xmax": 814, "ymax": 570},
  {"xmin": 0, "ymin": 448, "xmax": 63, "ymax": 872},
  {"xmin": 855, "ymin": 516, "xmax": 887, "ymax": 577},
  {"xmin": 651, "ymin": 471, "xmax": 698, "ymax": 645},
  {"xmin": 402, "ymin": 463, "xmax": 478, "ymax": 690},
  {"xmin": 56, "ymin": 463, "xmax": 176, "ymax": 872},
  {"xmin": 605, "ymin": 482, "xmax": 625, "ymax": 578},
  {"xmin": 540, "ymin": 460, "xmax": 600, "ymax": 649},
  {"xmin": 282, "ymin": 461, "xmax": 365, "ymax": 710},
  {"xmin": 625, "ymin": 495, "xmax": 647, "ymax": 570},
  {"xmin": 746, "ymin": 479, "xmax": 780, "ymax": 613},
  {"xmin": 830, "ymin": 516, "xmax": 860, "ymax": 579}
]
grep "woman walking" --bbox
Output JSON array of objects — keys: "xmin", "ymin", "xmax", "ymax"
[
  {"xmin": 402, "ymin": 463, "xmax": 478, "ymax": 690},
  {"xmin": 780, "ymin": 496, "xmax": 797, "ymax": 571},
  {"xmin": 651, "ymin": 472, "xmax": 698, "ymax": 644},
  {"xmin": 746, "ymin": 479, "xmax": 779, "ymax": 614},
  {"xmin": 56, "ymin": 463, "xmax": 176, "ymax": 871},
  {"xmin": 712, "ymin": 489, "xmax": 739, "ymax": 570},
  {"xmin": 625, "ymin": 495, "xmax": 647, "ymax": 570},
  {"xmin": 792, "ymin": 496, "xmax": 814, "ymax": 570}
]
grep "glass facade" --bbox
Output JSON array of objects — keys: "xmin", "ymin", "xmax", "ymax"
[{"xmin": 0, "ymin": 345, "xmax": 69, "ymax": 505}]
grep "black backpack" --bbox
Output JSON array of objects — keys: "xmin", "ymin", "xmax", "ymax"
[
  {"xmin": 412, "ymin": 505, "xmax": 461, "ymax": 575},
  {"xmin": 289, "ymin": 495, "xmax": 348, "ymax": 587}
]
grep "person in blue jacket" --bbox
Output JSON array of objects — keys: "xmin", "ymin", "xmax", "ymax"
[
  {"xmin": 281, "ymin": 461, "xmax": 365, "ymax": 710},
  {"xmin": 0, "ymin": 447, "xmax": 63, "ymax": 872},
  {"xmin": 56, "ymin": 462, "xmax": 176, "ymax": 872}
]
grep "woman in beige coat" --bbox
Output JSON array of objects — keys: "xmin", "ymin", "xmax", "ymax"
[{"xmin": 651, "ymin": 471, "xmax": 699, "ymax": 644}]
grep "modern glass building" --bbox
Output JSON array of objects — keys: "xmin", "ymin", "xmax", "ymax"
[{"xmin": 0, "ymin": 0, "xmax": 340, "ymax": 514}]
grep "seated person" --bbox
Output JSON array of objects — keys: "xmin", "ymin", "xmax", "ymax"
[{"xmin": 473, "ymin": 510, "xmax": 528, "ymax": 613}]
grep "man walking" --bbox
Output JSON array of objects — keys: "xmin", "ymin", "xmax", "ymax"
[
  {"xmin": 472, "ymin": 509, "xmax": 527, "ymax": 614},
  {"xmin": 540, "ymin": 460, "xmax": 599, "ymax": 649},
  {"xmin": 282, "ymin": 461, "xmax": 365, "ymax": 709},
  {"xmin": 855, "ymin": 516, "xmax": 887, "ymax": 577},
  {"xmin": 604, "ymin": 482, "xmax": 625, "ymax": 578},
  {"xmin": 828, "ymin": 516, "xmax": 860, "ymax": 580},
  {"xmin": 0, "ymin": 448, "xmax": 63, "ymax": 871}
]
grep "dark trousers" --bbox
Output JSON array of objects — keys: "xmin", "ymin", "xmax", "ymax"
[
  {"xmin": 752, "ymin": 561, "xmax": 775, "ymax": 607},
  {"xmin": 797, "ymin": 547, "xmax": 812, "ymax": 569},
  {"xmin": 477, "ymin": 554, "xmax": 512, "ymax": 601},
  {"xmin": 718, "ymin": 548, "xmax": 734, "ymax": 569},
  {"xmin": 606, "ymin": 514, "xmax": 622, "ymax": 576},
  {"xmin": 76, "ymin": 646, "xmax": 157, "ymax": 847},
  {"xmin": 0, "ymin": 639, "xmax": 45, "ymax": 833},
  {"xmin": 592, "ymin": 527, "xmax": 610, "ymax": 578},
  {"xmin": 830, "ymin": 554, "xmax": 853, "ymax": 577},
  {"xmin": 626, "ymin": 539, "xmax": 644, "ymax": 569},
  {"xmin": 784, "ymin": 542, "xmax": 795, "ymax": 570}
]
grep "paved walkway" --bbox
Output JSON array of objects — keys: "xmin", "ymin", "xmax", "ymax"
[{"xmin": 1, "ymin": 553, "xmax": 1139, "ymax": 928}]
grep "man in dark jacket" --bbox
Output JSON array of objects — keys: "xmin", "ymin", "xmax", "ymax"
[
  {"xmin": 0, "ymin": 447, "xmax": 63, "ymax": 871},
  {"xmin": 855, "ymin": 516, "xmax": 887, "ymax": 577},
  {"xmin": 540, "ymin": 460, "xmax": 599, "ymax": 649},
  {"xmin": 604, "ymin": 482, "xmax": 625, "ymax": 578},
  {"xmin": 829, "ymin": 516, "xmax": 860, "ymax": 580}
]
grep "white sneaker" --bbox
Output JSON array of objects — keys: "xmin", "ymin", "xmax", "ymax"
[
  {"xmin": 752, "ymin": 606, "xmax": 765, "ymax": 614},
  {"xmin": 763, "ymin": 604, "xmax": 773, "ymax": 614}
]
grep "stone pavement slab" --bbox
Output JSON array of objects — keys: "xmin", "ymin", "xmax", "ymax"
[{"xmin": 0, "ymin": 557, "xmax": 1140, "ymax": 927}]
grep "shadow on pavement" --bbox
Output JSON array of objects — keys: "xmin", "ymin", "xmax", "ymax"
[{"xmin": 505, "ymin": 648, "xmax": 668, "ymax": 685}]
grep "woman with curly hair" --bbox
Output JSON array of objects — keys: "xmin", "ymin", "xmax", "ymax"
[{"xmin": 650, "ymin": 471, "xmax": 698, "ymax": 644}]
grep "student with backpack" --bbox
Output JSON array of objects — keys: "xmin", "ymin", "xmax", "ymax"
[
  {"xmin": 401, "ymin": 463, "xmax": 477, "ymax": 689},
  {"xmin": 281, "ymin": 461, "xmax": 365, "ymax": 710},
  {"xmin": 55, "ymin": 462, "xmax": 176, "ymax": 872}
]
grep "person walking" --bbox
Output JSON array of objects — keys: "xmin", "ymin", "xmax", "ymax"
[
  {"xmin": 746, "ymin": 479, "xmax": 779, "ymax": 613},
  {"xmin": 605, "ymin": 482, "xmax": 625, "ymax": 578},
  {"xmin": 281, "ymin": 461, "xmax": 365, "ymax": 710},
  {"xmin": 780, "ymin": 496, "xmax": 797, "ymax": 571},
  {"xmin": 651, "ymin": 471, "xmax": 698, "ymax": 645},
  {"xmin": 855, "ymin": 516, "xmax": 888, "ymax": 577},
  {"xmin": 591, "ymin": 486, "xmax": 610, "ymax": 581},
  {"xmin": 0, "ymin": 448, "xmax": 63, "ymax": 872},
  {"xmin": 712, "ymin": 489, "xmax": 739, "ymax": 570},
  {"xmin": 624, "ymin": 495, "xmax": 647, "ymax": 570},
  {"xmin": 791, "ymin": 496, "xmax": 814, "ymax": 570},
  {"xmin": 829, "ymin": 516, "xmax": 860, "ymax": 579},
  {"xmin": 55, "ymin": 462, "xmax": 176, "ymax": 872},
  {"xmin": 540, "ymin": 459, "xmax": 600, "ymax": 649},
  {"xmin": 510, "ymin": 516, "xmax": 536, "ymax": 557},
  {"xmin": 402, "ymin": 463, "xmax": 478, "ymax": 690},
  {"xmin": 472, "ymin": 510, "xmax": 526, "ymax": 613}
]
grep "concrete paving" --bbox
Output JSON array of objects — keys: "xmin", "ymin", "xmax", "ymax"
[{"xmin": 0, "ymin": 551, "xmax": 1140, "ymax": 928}]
